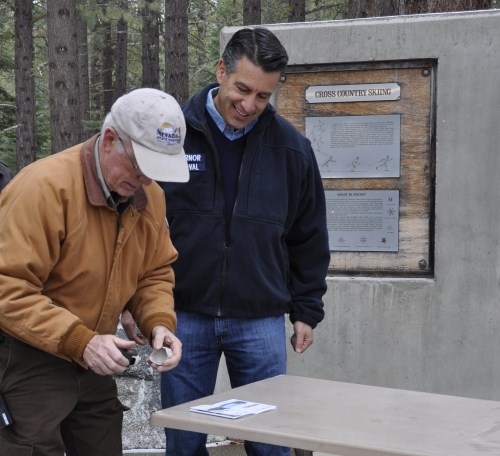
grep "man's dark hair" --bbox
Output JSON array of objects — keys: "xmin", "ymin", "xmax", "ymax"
[{"xmin": 222, "ymin": 27, "xmax": 289, "ymax": 75}]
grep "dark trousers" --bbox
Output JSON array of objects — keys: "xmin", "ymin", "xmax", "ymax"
[{"xmin": 0, "ymin": 333, "xmax": 123, "ymax": 456}]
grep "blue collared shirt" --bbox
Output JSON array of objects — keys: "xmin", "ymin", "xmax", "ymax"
[{"xmin": 206, "ymin": 87, "xmax": 257, "ymax": 141}]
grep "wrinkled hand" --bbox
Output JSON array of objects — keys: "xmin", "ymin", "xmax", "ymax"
[
  {"xmin": 121, "ymin": 310, "xmax": 147, "ymax": 345},
  {"xmin": 83, "ymin": 334, "xmax": 136, "ymax": 376},
  {"xmin": 290, "ymin": 321, "xmax": 314, "ymax": 354},
  {"xmin": 148, "ymin": 325, "xmax": 182, "ymax": 373}
]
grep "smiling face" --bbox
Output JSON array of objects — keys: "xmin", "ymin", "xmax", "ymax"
[
  {"xmin": 99, "ymin": 128, "xmax": 152, "ymax": 198},
  {"xmin": 213, "ymin": 56, "xmax": 281, "ymax": 130}
]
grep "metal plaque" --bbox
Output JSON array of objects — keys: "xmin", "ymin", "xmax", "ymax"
[
  {"xmin": 305, "ymin": 83, "xmax": 400, "ymax": 103},
  {"xmin": 326, "ymin": 190, "xmax": 399, "ymax": 252},
  {"xmin": 306, "ymin": 114, "xmax": 401, "ymax": 178}
]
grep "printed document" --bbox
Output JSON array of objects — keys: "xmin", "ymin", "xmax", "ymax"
[{"xmin": 190, "ymin": 399, "xmax": 276, "ymax": 419}]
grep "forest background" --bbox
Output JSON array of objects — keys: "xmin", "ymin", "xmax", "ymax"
[{"xmin": 0, "ymin": 0, "xmax": 497, "ymax": 173}]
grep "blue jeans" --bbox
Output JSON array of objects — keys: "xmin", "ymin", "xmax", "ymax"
[{"xmin": 161, "ymin": 310, "xmax": 290, "ymax": 456}]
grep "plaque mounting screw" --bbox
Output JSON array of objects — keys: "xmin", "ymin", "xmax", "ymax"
[
  {"xmin": 418, "ymin": 259, "xmax": 427, "ymax": 270},
  {"xmin": 422, "ymin": 69, "xmax": 430, "ymax": 77}
]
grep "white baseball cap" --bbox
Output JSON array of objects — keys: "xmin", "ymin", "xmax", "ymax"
[{"xmin": 110, "ymin": 88, "xmax": 189, "ymax": 182}]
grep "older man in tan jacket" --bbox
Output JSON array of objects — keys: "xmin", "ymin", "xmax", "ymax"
[{"xmin": 0, "ymin": 88, "xmax": 188, "ymax": 456}]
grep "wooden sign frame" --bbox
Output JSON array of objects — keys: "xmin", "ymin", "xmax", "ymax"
[{"xmin": 275, "ymin": 60, "xmax": 436, "ymax": 276}]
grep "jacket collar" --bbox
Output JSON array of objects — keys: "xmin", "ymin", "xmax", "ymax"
[{"xmin": 80, "ymin": 134, "xmax": 148, "ymax": 211}]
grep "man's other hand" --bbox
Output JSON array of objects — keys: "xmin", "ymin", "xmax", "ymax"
[{"xmin": 121, "ymin": 309, "xmax": 147, "ymax": 345}]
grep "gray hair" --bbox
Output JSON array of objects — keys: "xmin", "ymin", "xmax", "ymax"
[{"xmin": 101, "ymin": 112, "xmax": 130, "ymax": 142}]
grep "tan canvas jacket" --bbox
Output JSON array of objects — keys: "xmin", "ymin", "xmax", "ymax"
[{"xmin": 0, "ymin": 135, "xmax": 178, "ymax": 365}]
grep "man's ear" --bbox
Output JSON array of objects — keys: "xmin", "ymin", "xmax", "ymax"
[
  {"xmin": 216, "ymin": 59, "xmax": 226, "ymax": 83},
  {"xmin": 102, "ymin": 127, "xmax": 118, "ymax": 152}
]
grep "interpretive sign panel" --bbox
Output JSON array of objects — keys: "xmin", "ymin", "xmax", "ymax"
[
  {"xmin": 306, "ymin": 115, "xmax": 400, "ymax": 178},
  {"xmin": 274, "ymin": 61, "xmax": 435, "ymax": 275},
  {"xmin": 326, "ymin": 190, "xmax": 399, "ymax": 252}
]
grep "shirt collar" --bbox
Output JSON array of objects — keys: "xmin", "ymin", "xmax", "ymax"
[
  {"xmin": 206, "ymin": 87, "xmax": 257, "ymax": 140},
  {"xmin": 93, "ymin": 135, "xmax": 129, "ymax": 209}
]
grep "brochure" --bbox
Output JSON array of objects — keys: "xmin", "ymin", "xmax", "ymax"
[{"xmin": 189, "ymin": 399, "xmax": 277, "ymax": 419}]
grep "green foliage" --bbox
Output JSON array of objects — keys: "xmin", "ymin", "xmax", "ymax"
[
  {"xmin": 0, "ymin": 94, "xmax": 16, "ymax": 172},
  {"xmin": 0, "ymin": 1, "xmax": 16, "ymax": 170},
  {"xmin": 188, "ymin": 0, "xmax": 237, "ymax": 94},
  {"xmin": 263, "ymin": 1, "xmax": 290, "ymax": 23},
  {"xmin": 306, "ymin": 0, "xmax": 348, "ymax": 20}
]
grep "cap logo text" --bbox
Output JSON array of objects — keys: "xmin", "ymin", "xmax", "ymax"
[{"xmin": 157, "ymin": 122, "xmax": 182, "ymax": 147}]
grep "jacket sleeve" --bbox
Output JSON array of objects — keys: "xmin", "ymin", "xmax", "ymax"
[
  {"xmin": 125, "ymin": 195, "xmax": 178, "ymax": 340},
  {"xmin": 286, "ymin": 144, "xmax": 330, "ymax": 329},
  {"xmin": 0, "ymin": 166, "xmax": 97, "ymax": 357}
]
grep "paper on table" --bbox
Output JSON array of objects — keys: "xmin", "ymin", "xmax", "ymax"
[{"xmin": 190, "ymin": 399, "xmax": 277, "ymax": 419}]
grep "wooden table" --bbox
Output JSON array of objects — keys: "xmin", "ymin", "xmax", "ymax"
[{"xmin": 150, "ymin": 375, "xmax": 500, "ymax": 455}]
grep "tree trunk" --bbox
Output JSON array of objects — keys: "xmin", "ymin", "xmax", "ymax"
[
  {"xmin": 101, "ymin": 19, "xmax": 114, "ymax": 114},
  {"xmin": 14, "ymin": 0, "xmax": 36, "ymax": 170},
  {"xmin": 288, "ymin": 0, "xmax": 305, "ymax": 22},
  {"xmin": 243, "ymin": 0, "xmax": 262, "ymax": 25},
  {"xmin": 142, "ymin": 0, "xmax": 160, "ymax": 89},
  {"xmin": 90, "ymin": 18, "xmax": 103, "ymax": 126},
  {"xmin": 76, "ymin": 0, "xmax": 90, "ymax": 142},
  {"xmin": 115, "ymin": 0, "xmax": 128, "ymax": 100},
  {"xmin": 47, "ymin": 0, "xmax": 81, "ymax": 154},
  {"xmin": 89, "ymin": 2, "xmax": 113, "ymax": 125},
  {"xmin": 165, "ymin": 0, "xmax": 189, "ymax": 103}
]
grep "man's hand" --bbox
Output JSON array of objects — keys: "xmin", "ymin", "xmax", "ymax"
[
  {"xmin": 83, "ymin": 334, "xmax": 136, "ymax": 375},
  {"xmin": 290, "ymin": 321, "xmax": 314, "ymax": 354},
  {"xmin": 121, "ymin": 309, "xmax": 147, "ymax": 345},
  {"xmin": 148, "ymin": 325, "xmax": 182, "ymax": 373}
]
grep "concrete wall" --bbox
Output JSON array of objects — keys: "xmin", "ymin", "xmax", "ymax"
[
  {"xmin": 223, "ymin": 10, "xmax": 500, "ymax": 401},
  {"xmin": 119, "ymin": 10, "xmax": 500, "ymax": 451}
]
